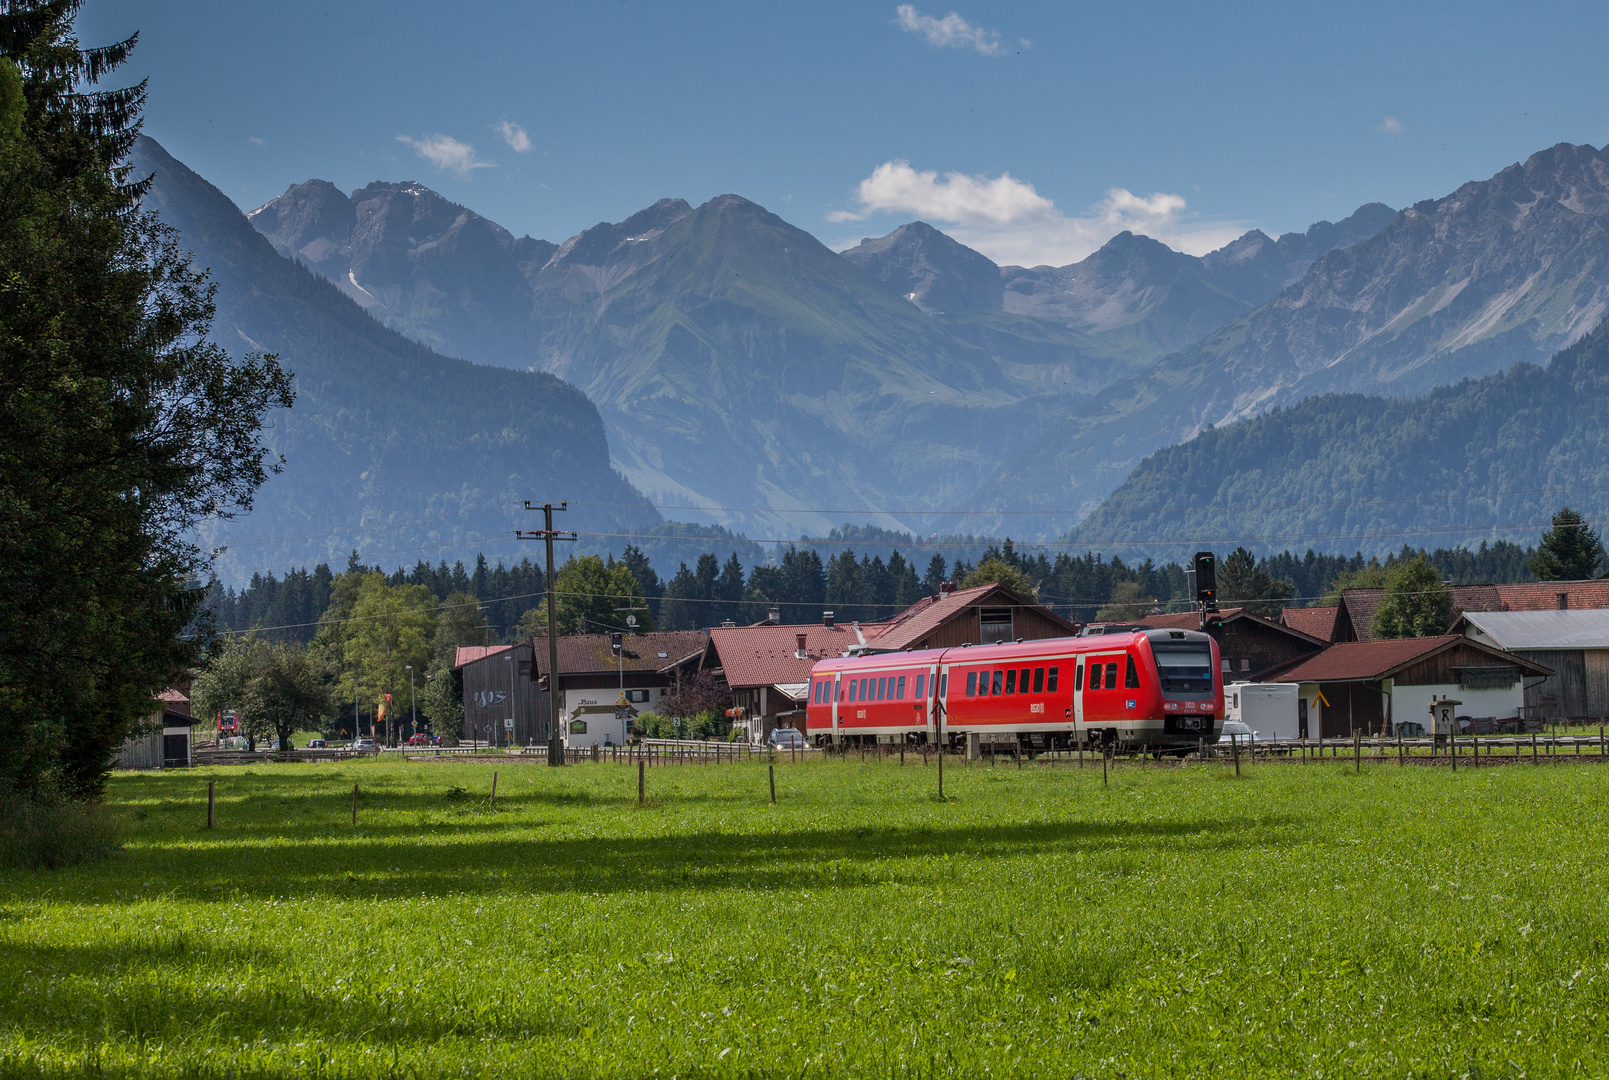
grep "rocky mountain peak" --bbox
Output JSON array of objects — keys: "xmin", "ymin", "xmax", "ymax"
[
  {"xmin": 547, "ymin": 197, "xmax": 693, "ymax": 267},
  {"xmin": 839, "ymin": 220, "xmax": 1002, "ymax": 313}
]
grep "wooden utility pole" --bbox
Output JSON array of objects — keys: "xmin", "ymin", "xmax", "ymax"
[{"xmin": 518, "ymin": 502, "xmax": 576, "ymax": 767}]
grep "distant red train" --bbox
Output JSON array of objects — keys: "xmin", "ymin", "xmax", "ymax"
[{"xmin": 804, "ymin": 629, "xmax": 1223, "ymax": 752}]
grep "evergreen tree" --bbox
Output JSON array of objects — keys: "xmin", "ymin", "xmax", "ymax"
[
  {"xmin": 961, "ymin": 556, "xmax": 1034, "ymax": 596},
  {"xmin": 922, "ymin": 554, "xmax": 948, "ymax": 595},
  {"xmin": 1216, "ymin": 547, "xmax": 1294, "ymax": 615},
  {"xmin": 0, "ymin": 3, "xmax": 292, "ymax": 800},
  {"xmin": 1529, "ymin": 507, "xmax": 1605, "ymax": 581}
]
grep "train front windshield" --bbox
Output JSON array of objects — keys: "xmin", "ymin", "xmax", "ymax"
[{"xmin": 1153, "ymin": 646, "xmax": 1214, "ymax": 693}]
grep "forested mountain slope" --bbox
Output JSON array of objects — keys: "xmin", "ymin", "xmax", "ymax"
[
  {"xmin": 1067, "ymin": 316, "xmax": 1609, "ymax": 558},
  {"xmin": 130, "ymin": 136, "xmax": 658, "ymax": 583},
  {"xmin": 976, "ymin": 141, "xmax": 1609, "ymax": 532}
]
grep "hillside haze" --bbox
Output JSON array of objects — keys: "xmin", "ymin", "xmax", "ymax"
[
  {"xmin": 975, "ymin": 141, "xmax": 1609, "ymax": 532},
  {"xmin": 1068, "ymin": 315, "xmax": 1609, "ymax": 558},
  {"xmin": 130, "ymin": 136, "xmax": 659, "ymax": 583}
]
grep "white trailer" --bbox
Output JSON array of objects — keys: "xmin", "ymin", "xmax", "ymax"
[{"xmin": 1225, "ymin": 682, "xmax": 1300, "ymax": 741}]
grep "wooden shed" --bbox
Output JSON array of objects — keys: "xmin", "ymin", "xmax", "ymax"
[{"xmin": 1455, "ymin": 609, "xmax": 1609, "ymax": 720}]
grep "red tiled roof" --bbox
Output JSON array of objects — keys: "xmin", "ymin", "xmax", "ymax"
[
  {"xmin": 1282, "ymin": 606, "xmax": 1338, "ymax": 642},
  {"xmin": 872, "ymin": 583, "xmax": 1078, "ymax": 650},
  {"xmin": 530, "ymin": 631, "xmax": 709, "ymax": 676},
  {"xmin": 1495, "ymin": 580, "xmax": 1609, "ymax": 611},
  {"xmin": 1137, "ymin": 607, "xmax": 1327, "ymax": 647},
  {"xmin": 1267, "ymin": 636, "xmax": 1460, "ymax": 682},
  {"xmin": 454, "ymin": 644, "xmax": 514, "ymax": 670},
  {"xmin": 707, "ymin": 621, "xmax": 888, "ymax": 689},
  {"xmin": 157, "ymin": 687, "xmax": 191, "ymax": 717},
  {"xmin": 1265, "ymin": 635, "xmax": 1548, "ymax": 683}
]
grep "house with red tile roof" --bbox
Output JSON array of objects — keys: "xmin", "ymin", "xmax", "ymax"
[
  {"xmin": 526, "ymin": 631, "xmax": 707, "ymax": 747},
  {"xmin": 1258, "ymin": 635, "xmax": 1551, "ymax": 739},
  {"xmin": 701, "ymin": 583, "xmax": 1079, "ymax": 741}
]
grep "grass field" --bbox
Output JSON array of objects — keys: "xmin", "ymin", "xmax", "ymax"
[{"xmin": 3, "ymin": 754, "xmax": 1608, "ymax": 1079}]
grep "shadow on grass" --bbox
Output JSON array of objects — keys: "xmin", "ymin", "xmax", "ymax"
[
  {"xmin": 0, "ymin": 936, "xmax": 577, "ymax": 1047},
  {"xmin": 0, "ymin": 805, "xmax": 1302, "ymax": 904}
]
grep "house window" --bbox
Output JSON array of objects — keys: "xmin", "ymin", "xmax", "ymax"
[
  {"xmin": 1458, "ymin": 665, "xmax": 1517, "ymax": 690},
  {"xmin": 980, "ymin": 607, "xmax": 1014, "ymax": 644}
]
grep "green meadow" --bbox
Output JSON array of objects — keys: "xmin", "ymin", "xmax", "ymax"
[{"xmin": 2, "ymin": 755, "xmax": 1608, "ymax": 1078}]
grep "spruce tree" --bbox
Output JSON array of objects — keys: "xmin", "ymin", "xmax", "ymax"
[{"xmin": 1528, "ymin": 507, "xmax": 1605, "ymax": 581}]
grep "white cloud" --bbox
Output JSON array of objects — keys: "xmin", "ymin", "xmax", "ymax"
[
  {"xmin": 395, "ymin": 134, "xmax": 494, "ymax": 179},
  {"xmin": 247, "ymin": 136, "xmax": 266, "ymax": 147},
  {"xmin": 829, "ymin": 159, "xmax": 1245, "ymax": 266},
  {"xmin": 1378, "ymin": 116, "xmax": 1405, "ymax": 135},
  {"xmin": 895, "ymin": 4, "xmax": 1004, "ymax": 56},
  {"xmin": 495, "ymin": 120, "xmax": 532, "ymax": 153}
]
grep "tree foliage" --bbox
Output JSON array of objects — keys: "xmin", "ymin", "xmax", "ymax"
[
  {"xmin": 1372, "ymin": 558, "xmax": 1453, "ymax": 639},
  {"xmin": 518, "ymin": 554, "xmax": 654, "ymax": 637},
  {"xmin": 0, "ymin": 3, "xmax": 291, "ymax": 800},
  {"xmin": 1216, "ymin": 547, "xmax": 1295, "ymax": 615},
  {"xmin": 1529, "ymin": 507, "xmax": 1605, "ymax": 581}
]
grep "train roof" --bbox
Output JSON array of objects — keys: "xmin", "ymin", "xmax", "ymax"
[{"xmin": 808, "ymin": 630, "xmax": 1216, "ymax": 674}]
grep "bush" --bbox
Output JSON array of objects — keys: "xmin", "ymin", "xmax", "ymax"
[
  {"xmin": 0, "ymin": 795, "xmax": 120, "ymax": 870},
  {"xmin": 632, "ymin": 711, "xmax": 734, "ymax": 741}
]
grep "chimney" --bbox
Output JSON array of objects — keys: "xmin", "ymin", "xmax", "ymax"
[
  {"xmin": 939, "ymin": 582, "xmax": 956, "ymax": 595},
  {"xmin": 795, "ymin": 633, "xmax": 808, "ymax": 659},
  {"xmin": 768, "ymin": 605, "xmax": 780, "ymax": 624},
  {"xmin": 1558, "ymin": 592, "xmax": 1570, "ymax": 610},
  {"xmin": 822, "ymin": 610, "xmax": 835, "ymax": 628}
]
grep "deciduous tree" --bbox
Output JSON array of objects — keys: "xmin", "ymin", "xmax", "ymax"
[{"xmin": 1372, "ymin": 558, "xmax": 1452, "ymax": 639}]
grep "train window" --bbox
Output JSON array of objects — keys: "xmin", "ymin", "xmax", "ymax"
[
  {"xmin": 1019, "ymin": 667, "xmax": 1030, "ymax": 693},
  {"xmin": 1005, "ymin": 669, "xmax": 1016, "ymax": 694},
  {"xmin": 939, "ymin": 673, "xmax": 947, "ymax": 698},
  {"xmin": 1125, "ymin": 656, "xmax": 1140, "ymax": 689},
  {"xmin": 978, "ymin": 671, "xmax": 990, "ymax": 696},
  {"xmin": 848, "ymin": 680, "xmax": 857, "ymax": 702},
  {"xmin": 872, "ymin": 677, "xmax": 881, "ymax": 701},
  {"xmin": 991, "ymin": 670, "xmax": 1003, "ymax": 695},
  {"xmin": 897, "ymin": 675, "xmax": 906, "ymax": 699},
  {"xmin": 1104, "ymin": 662, "xmax": 1118, "ymax": 690},
  {"xmin": 1048, "ymin": 666, "xmax": 1059, "ymax": 692},
  {"xmin": 1073, "ymin": 664, "xmax": 1081, "ymax": 691},
  {"xmin": 966, "ymin": 672, "xmax": 978, "ymax": 696},
  {"xmin": 1033, "ymin": 667, "xmax": 1044, "ymax": 693},
  {"xmin": 915, "ymin": 673, "xmax": 925, "ymax": 699}
]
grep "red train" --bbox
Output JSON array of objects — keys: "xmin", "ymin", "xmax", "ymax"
[{"xmin": 804, "ymin": 628, "xmax": 1223, "ymax": 752}]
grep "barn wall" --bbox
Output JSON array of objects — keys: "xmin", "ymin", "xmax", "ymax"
[
  {"xmin": 1517, "ymin": 649, "xmax": 1585, "ymax": 718},
  {"xmin": 1316, "ymin": 682, "xmax": 1386, "ymax": 738},
  {"xmin": 461, "ymin": 643, "xmax": 550, "ymax": 746},
  {"xmin": 1585, "ymin": 651, "xmax": 1609, "ymax": 718},
  {"xmin": 1218, "ymin": 620, "xmax": 1323, "ymax": 678}
]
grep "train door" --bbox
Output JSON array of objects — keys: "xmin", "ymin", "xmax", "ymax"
[
  {"xmin": 830, "ymin": 673, "xmax": 841, "ymax": 745},
  {"xmin": 1083, "ymin": 652, "xmax": 1120, "ymax": 727},
  {"xmin": 1073, "ymin": 656, "xmax": 1086, "ymax": 729}
]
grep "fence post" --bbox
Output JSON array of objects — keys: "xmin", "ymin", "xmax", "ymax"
[
  {"xmin": 207, "ymin": 779, "xmax": 215, "ymax": 829},
  {"xmin": 1450, "ymin": 731, "xmax": 1457, "ymax": 773},
  {"xmin": 491, "ymin": 771, "xmax": 497, "ymax": 807},
  {"xmin": 769, "ymin": 763, "xmax": 776, "ymax": 804},
  {"xmin": 1353, "ymin": 729, "xmax": 1360, "ymax": 774},
  {"xmin": 1532, "ymin": 733, "xmax": 1539, "ymax": 765},
  {"xmin": 638, "ymin": 760, "xmax": 645, "ymax": 805},
  {"xmin": 1102, "ymin": 745, "xmax": 1109, "ymax": 788},
  {"xmin": 351, "ymin": 783, "xmax": 358, "ymax": 825},
  {"xmin": 1231, "ymin": 733, "xmax": 1240, "ymax": 777},
  {"xmin": 1398, "ymin": 731, "xmax": 1404, "ymax": 767}
]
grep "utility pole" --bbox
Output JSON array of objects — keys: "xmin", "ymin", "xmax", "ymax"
[
  {"xmin": 406, "ymin": 664, "xmax": 417, "ymax": 739},
  {"xmin": 518, "ymin": 501, "xmax": 576, "ymax": 766}
]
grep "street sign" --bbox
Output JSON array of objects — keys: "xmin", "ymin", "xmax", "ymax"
[{"xmin": 503, "ymin": 718, "xmax": 515, "ymax": 730}]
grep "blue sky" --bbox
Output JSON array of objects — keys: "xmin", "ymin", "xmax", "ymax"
[{"xmin": 86, "ymin": 0, "xmax": 1609, "ymax": 267}]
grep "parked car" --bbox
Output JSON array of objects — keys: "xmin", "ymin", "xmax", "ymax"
[
  {"xmin": 1216, "ymin": 719, "xmax": 1255, "ymax": 745},
  {"xmin": 767, "ymin": 726, "xmax": 807, "ymax": 750},
  {"xmin": 350, "ymin": 737, "xmax": 377, "ymax": 752},
  {"xmin": 407, "ymin": 733, "xmax": 432, "ymax": 746},
  {"xmin": 307, "ymin": 738, "xmax": 326, "ymax": 749}
]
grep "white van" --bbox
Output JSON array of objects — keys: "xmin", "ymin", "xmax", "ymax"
[{"xmin": 1224, "ymin": 683, "xmax": 1300, "ymax": 741}]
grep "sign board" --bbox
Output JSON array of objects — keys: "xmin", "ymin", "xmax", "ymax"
[
  {"xmin": 570, "ymin": 718, "xmax": 588, "ymax": 735},
  {"xmin": 504, "ymin": 718, "xmax": 515, "ymax": 730}
]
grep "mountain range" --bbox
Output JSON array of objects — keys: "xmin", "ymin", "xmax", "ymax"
[
  {"xmin": 246, "ymin": 173, "xmax": 1395, "ymax": 536},
  {"xmin": 129, "ymin": 137, "xmax": 659, "ymax": 583},
  {"xmin": 144, "ymin": 135, "xmax": 1609, "ymax": 572},
  {"xmin": 1067, "ymin": 315, "xmax": 1609, "ymax": 558},
  {"xmin": 974, "ymin": 142, "xmax": 1609, "ymax": 531}
]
